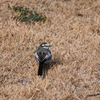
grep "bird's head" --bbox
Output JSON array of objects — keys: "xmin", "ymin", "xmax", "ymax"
[{"xmin": 40, "ymin": 42, "xmax": 52, "ymax": 49}]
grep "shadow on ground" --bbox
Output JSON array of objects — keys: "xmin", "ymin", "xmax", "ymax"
[{"xmin": 42, "ymin": 59, "xmax": 62, "ymax": 78}]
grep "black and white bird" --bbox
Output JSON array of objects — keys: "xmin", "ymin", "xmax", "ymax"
[{"xmin": 35, "ymin": 42, "xmax": 52, "ymax": 76}]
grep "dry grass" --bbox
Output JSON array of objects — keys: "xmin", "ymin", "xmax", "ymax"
[{"xmin": 0, "ymin": 0, "xmax": 100, "ymax": 100}]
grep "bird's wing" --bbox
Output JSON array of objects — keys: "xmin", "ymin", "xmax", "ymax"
[
  {"xmin": 37, "ymin": 52, "xmax": 47, "ymax": 62},
  {"xmin": 36, "ymin": 48, "xmax": 51, "ymax": 62},
  {"xmin": 35, "ymin": 53, "xmax": 39, "ymax": 62},
  {"xmin": 45, "ymin": 52, "xmax": 52, "ymax": 60}
]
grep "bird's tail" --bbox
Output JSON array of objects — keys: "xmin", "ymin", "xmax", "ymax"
[{"xmin": 38, "ymin": 62, "xmax": 44, "ymax": 76}]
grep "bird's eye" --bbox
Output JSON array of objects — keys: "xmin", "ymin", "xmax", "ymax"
[{"xmin": 42, "ymin": 44, "xmax": 44, "ymax": 47}]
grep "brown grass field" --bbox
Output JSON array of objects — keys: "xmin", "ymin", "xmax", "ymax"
[{"xmin": 0, "ymin": 0, "xmax": 100, "ymax": 100}]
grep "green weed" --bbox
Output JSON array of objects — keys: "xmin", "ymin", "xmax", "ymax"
[{"xmin": 11, "ymin": 6, "xmax": 46, "ymax": 24}]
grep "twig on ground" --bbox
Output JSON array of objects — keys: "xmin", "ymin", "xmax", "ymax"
[{"xmin": 85, "ymin": 93, "xmax": 100, "ymax": 100}]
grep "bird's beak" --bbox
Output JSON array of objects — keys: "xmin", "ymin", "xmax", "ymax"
[
  {"xmin": 45, "ymin": 44, "xmax": 52, "ymax": 47},
  {"xmin": 49, "ymin": 45, "xmax": 52, "ymax": 47}
]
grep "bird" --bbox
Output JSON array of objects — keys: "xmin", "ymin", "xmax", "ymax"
[{"xmin": 35, "ymin": 42, "xmax": 52, "ymax": 76}]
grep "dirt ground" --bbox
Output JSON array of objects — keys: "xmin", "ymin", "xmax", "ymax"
[{"xmin": 0, "ymin": 0, "xmax": 100, "ymax": 100}]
